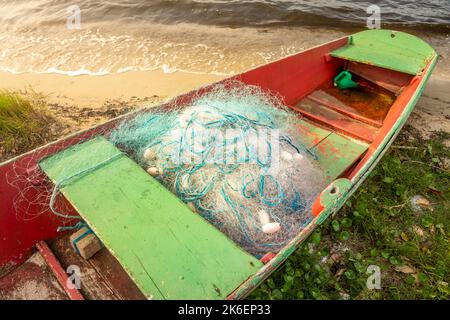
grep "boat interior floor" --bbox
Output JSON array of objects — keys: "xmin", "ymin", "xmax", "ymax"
[
  {"xmin": 0, "ymin": 236, "xmax": 146, "ymax": 300},
  {"xmin": 48, "ymin": 234, "xmax": 146, "ymax": 300},
  {"xmin": 0, "ymin": 250, "xmax": 68, "ymax": 300},
  {"xmin": 292, "ymin": 77, "xmax": 396, "ymax": 144}
]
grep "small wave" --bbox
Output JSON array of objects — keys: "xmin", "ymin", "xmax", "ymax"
[
  {"xmin": 0, "ymin": 0, "xmax": 448, "ymax": 78},
  {"xmin": 41, "ymin": 67, "xmax": 110, "ymax": 76},
  {"xmin": 0, "ymin": 67, "xmax": 26, "ymax": 74},
  {"xmin": 0, "ymin": 62, "xmax": 234, "ymax": 77}
]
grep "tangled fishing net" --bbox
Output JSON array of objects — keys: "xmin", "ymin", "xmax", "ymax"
[
  {"xmin": 108, "ymin": 81, "xmax": 326, "ymax": 256},
  {"xmin": 7, "ymin": 81, "xmax": 327, "ymax": 257}
]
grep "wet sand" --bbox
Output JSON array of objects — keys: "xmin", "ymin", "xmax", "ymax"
[{"xmin": 409, "ymin": 75, "xmax": 450, "ymax": 138}]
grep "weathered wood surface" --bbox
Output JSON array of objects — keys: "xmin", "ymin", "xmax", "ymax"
[
  {"xmin": 295, "ymin": 119, "xmax": 368, "ymax": 183},
  {"xmin": 40, "ymin": 137, "xmax": 262, "ymax": 300},
  {"xmin": 312, "ymin": 132, "xmax": 367, "ymax": 183}
]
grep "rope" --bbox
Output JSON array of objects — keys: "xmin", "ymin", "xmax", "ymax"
[{"xmin": 49, "ymin": 152, "xmax": 123, "ymax": 220}]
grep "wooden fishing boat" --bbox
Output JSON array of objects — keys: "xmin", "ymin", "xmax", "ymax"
[{"xmin": 0, "ymin": 29, "xmax": 437, "ymax": 300}]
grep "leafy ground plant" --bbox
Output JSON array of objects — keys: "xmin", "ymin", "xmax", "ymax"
[{"xmin": 250, "ymin": 126, "xmax": 449, "ymax": 300}]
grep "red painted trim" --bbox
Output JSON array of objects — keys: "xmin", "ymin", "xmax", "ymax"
[
  {"xmin": 0, "ymin": 31, "xmax": 436, "ymax": 300},
  {"xmin": 0, "ymin": 36, "xmax": 348, "ymax": 272},
  {"xmin": 238, "ymin": 38, "xmax": 348, "ymax": 104},
  {"xmin": 260, "ymin": 252, "xmax": 276, "ymax": 264},
  {"xmin": 311, "ymin": 197, "xmax": 324, "ymax": 217},
  {"xmin": 36, "ymin": 241, "xmax": 84, "ymax": 300}
]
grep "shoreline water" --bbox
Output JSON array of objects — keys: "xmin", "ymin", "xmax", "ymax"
[
  {"xmin": 2, "ymin": 22, "xmax": 448, "ymax": 78},
  {"xmin": 0, "ymin": 24, "xmax": 448, "ymax": 108},
  {"xmin": 0, "ymin": 25, "xmax": 448, "ymax": 141}
]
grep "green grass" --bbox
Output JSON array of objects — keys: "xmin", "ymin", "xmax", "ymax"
[
  {"xmin": 250, "ymin": 127, "xmax": 449, "ymax": 300},
  {"xmin": 0, "ymin": 91, "xmax": 55, "ymax": 160}
]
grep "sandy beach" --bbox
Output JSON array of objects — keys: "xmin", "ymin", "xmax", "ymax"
[{"xmin": 0, "ymin": 70, "xmax": 223, "ymax": 108}]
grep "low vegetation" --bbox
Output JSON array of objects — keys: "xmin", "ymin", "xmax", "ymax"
[
  {"xmin": 0, "ymin": 91, "xmax": 57, "ymax": 161},
  {"xmin": 250, "ymin": 127, "xmax": 449, "ymax": 300}
]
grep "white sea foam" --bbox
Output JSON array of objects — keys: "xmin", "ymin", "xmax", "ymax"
[{"xmin": 0, "ymin": 10, "xmax": 448, "ymax": 78}]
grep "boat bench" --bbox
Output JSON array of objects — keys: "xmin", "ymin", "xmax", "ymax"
[
  {"xmin": 294, "ymin": 119, "xmax": 367, "ymax": 183},
  {"xmin": 330, "ymin": 29, "xmax": 436, "ymax": 76},
  {"xmin": 40, "ymin": 137, "xmax": 263, "ymax": 300}
]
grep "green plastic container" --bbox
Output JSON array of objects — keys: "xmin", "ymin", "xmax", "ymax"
[{"xmin": 334, "ymin": 70, "xmax": 358, "ymax": 90}]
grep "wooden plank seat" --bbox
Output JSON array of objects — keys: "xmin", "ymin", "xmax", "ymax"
[
  {"xmin": 295, "ymin": 119, "xmax": 368, "ymax": 183},
  {"xmin": 292, "ymin": 99, "xmax": 379, "ymax": 143},
  {"xmin": 330, "ymin": 30, "xmax": 436, "ymax": 76},
  {"xmin": 39, "ymin": 137, "xmax": 262, "ymax": 300}
]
